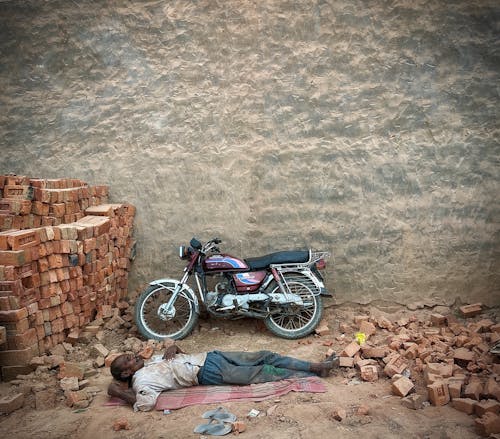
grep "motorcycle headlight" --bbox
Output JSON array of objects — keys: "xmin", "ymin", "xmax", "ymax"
[{"xmin": 179, "ymin": 245, "xmax": 188, "ymax": 259}]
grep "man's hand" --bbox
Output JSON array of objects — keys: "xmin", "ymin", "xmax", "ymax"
[
  {"xmin": 162, "ymin": 344, "xmax": 185, "ymax": 360},
  {"xmin": 108, "ymin": 381, "xmax": 137, "ymax": 406}
]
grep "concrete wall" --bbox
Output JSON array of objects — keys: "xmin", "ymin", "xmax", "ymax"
[{"xmin": 1, "ymin": 0, "xmax": 499, "ymax": 306}]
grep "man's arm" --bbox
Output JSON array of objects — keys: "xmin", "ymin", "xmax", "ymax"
[
  {"xmin": 162, "ymin": 344, "xmax": 185, "ymax": 360},
  {"xmin": 108, "ymin": 381, "xmax": 137, "ymax": 406}
]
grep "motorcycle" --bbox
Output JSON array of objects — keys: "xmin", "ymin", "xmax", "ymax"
[{"xmin": 135, "ymin": 237, "xmax": 331, "ymax": 340}]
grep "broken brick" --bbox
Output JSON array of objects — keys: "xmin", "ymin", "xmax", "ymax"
[
  {"xmin": 113, "ymin": 418, "xmax": 131, "ymax": 431},
  {"xmin": 447, "ymin": 379, "xmax": 464, "ymax": 399},
  {"xmin": 341, "ymin": 341, "xmax": 361, "ymax": 358},
  {"xmin": 0, "ymin": 393, "xmax": 24, "ymax": 414},
  {"xmin": 475, "ymin": 412, "xmax": 500, "ymax": 437},
  {"xmin": 464, "ymin": 380, "xmax": 484, "ymax": 401},
  {"xmin": 485, "ymin": 378, "xmax": 500, "ymax": 400},
  {"xmin": 315, "ymin": 323, "xmax": 330, "ymax": 336},
  {"xmin": 401, "ymin": 393, "xmax": 427, "ymax": 410},
  {"xmin": 360, "ymin": 365, "xmax": 378, "ymax": 382},
  {"xmin": 58, "ymin": 361, "xmax": 85, "ymax": 380},
  {"xmin": 453, "ymin": 347, "xmax": 475, "ymax": 366},
  {"xmin": 359, "ymin": 320, "xmax": 376, "ymax": 336},
  {"xmin": 330, "ymin": 407, "xmax": 347, "ymax": 421},
  {"xmin": 392, "ymin": 376, "xmax": 414, "ymax": 397},
  {"xmin": 339, "ymin": 357, "xmax": 355, "ymax": 368},
  {"xmin": 427, "ymin": 381, "xmax": 450, "ymax": 406},
  {"xmin": 384, "ymin": 355, "xmax": 408, "ymax": 378},
  {"xmin": 475, "ymin": 400, "xmax": 500, "ymax": 417},
  {"xmin": 430, "ymin": 313, "xmax": 447, "ymax": 326}
]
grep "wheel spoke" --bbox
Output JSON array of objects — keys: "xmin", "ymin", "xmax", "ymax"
[
  {"xmin": 140, "ymin": 287, "xmax": 193, "ymax": 338},
  {"xmin": 267, "ymin": 279, "xmax": 321, "ymax": 338}
]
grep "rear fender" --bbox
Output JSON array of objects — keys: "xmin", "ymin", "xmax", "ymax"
[{"xmin": 149, "ymin": 278, "xmax": 200, "ymax": 313}]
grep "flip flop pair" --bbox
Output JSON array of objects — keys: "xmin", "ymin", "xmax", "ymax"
[
  {"xmin": 194, "ymin": 407, "xmax": 237, "ymax": 436},
  {"xmin": 193, "ymin": 418, "xmax": 232, "ymax": 436}
]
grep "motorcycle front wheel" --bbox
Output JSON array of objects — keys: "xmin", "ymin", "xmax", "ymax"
[
  {"xmin": 135, "ymin": 284, "xmax": 199, "ymax": 340},
  {"xmin": 264, "ymin": 278, "xmax": 323, "ymax": 339}
]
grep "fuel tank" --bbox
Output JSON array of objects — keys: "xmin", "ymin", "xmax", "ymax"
[
  {"xmin": 233, "ymin": 271, "xmax": 267, "ymax": 292},
  {"xmin": 203, "ymin": 254, "xmax": 249, "ymax": 271}
]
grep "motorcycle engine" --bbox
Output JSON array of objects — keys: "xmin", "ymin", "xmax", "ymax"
[{"xmin": 206, "ymin": 275, "xmax": 234, "ymax": 309}]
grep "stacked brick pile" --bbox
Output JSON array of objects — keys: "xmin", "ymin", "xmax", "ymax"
[
  {"xmin": 0, "ymin": 175, "xmax": 109, "ymax": 230},
  {"xmin": 0, "ymin": 176, "xmax": 136, "ymax": 381},
  {"xmin": 327, "ymin": 303, "xmax": 500, "ymax": 437}
]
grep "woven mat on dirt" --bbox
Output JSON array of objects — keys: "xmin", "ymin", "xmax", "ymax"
[{"xmin": 105, "ymin": 376, "xmax": 326, "ymax": 410}]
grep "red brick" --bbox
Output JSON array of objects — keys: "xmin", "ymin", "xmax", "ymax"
[
  {"xmin": 65, "ymin": 390, "xmax": 90, "ymax": 408},
  {"xmin": 0, "ymin": 280, "xmax": 24, "ymax": 296},
  {"xmin": 452, "ymin": 397, "xmax": 477, "ymax": 414},
  {"xmin": 0, "ymin": 325, "xmax": 5, "ymax": 345},
  {"xmin": 427, "ymin": 381, "xmax": 450, "ymax": 406},
  {"xmin": 459, "ymin": 303, "xmax": 482, "ymax": 318},
  {"xmin": 447, "ymin": 379, "xmax": 464, "ymax": 399},
  {"xmin": 485, "ymin": 378, "xmax": 500, "ymax": 400},
  {"xmin": 7, "ymin": 328, "xmax": 37, "ymax": 349},
  {"xmin": 424, "ymin": 362, "xmax": 453, "ymax": 378},
  {"xmin": 58, "ymin": 361, "xmax": 85, "ymax": 379},
  {"xmin": 0, "ymin": 365, "xmax": 33, "ymax": 381},
  {"xmin": 475, "ymin": 412, "xmax": 500, "ymax": 437},
  {"xmin": 475, "ymin": 400, "xmax": 500, "ymax": 417},
  {"xmin": 0, "ymin": 393, "xmax": 24, "ymax": 413},
  {"xmin": 430, "ymin": 313, "xmax": 447, "ymax": 326},
  {"xmin": 453, "ymin": 347, "xmax": 475, "ymax": 366},
  {"xmin": 341, "ymin": 341, "xmax": 361, "ymax": 357},
  {"xmin": 0, "ymin": 250, "xmax": 26, "ymax": 266},
  {"xmin": 0, "ymin": 307, "xmax": 28, "ymax": 322},
  {"xmin": 360, "ymin": 365, "xmax": 378, "ymax": 382},
  {"xmin": 3, "ymin": 317, "xmax": 29, "ymax": 333},
  {"xmin": 6, "ymin": 230, "xmax": 40, "ymax": 250},
  {"xmin": 392, "ymin": 376, "xmax": 414, "ymax": 397},
  {"xmin": 384, "ymin": 355, "xmax": 408, "ymax": 377},
  {"xmin": 339, "ymin": 356, "xmax": 355, "ymax": 367},
  {"xmin": 359, "ymin": 320, "xmax": 376, "ymax": 336},
  {"xmin": 464, "ymin": 381, "xmax": 484, "ymax": 401},
  {"xmin": 0, "ymin": 344, "xmax": 39, "ymax": 366}
]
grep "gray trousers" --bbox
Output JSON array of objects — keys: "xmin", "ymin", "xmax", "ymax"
[{"xmin": 198, "ymin": 350, "xmax": 315, "ymax": 385}]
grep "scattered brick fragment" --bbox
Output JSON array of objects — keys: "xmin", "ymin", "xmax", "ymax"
[
  {"xmin": 459, "ymin": 303, "xmax": 482, "ymax": 318},
  {"xmin": 451, "ymin": 398, "xmax": 477, "ymax": 414},
  {"xmin": 392, "ymin": 376, "xmax": 414, "ymax": 397},
  {"xmin": 0, "ymin": 393, "xmax": 24, "ymax": 414},
  {"xmin": 113, "ymin": 418, "xmax": 131, "ymax": 431},
  {"xmin": 427, "ymin": 381, "xmax": 450, "ymax": 406},
  {"xmin": 474, "ymin": 412, "xmax": 500, "ymax": 437}
]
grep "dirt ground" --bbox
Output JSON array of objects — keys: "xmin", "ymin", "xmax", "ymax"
[{"xmin": 0, "ymin": 301, "xmax": 497, "ymax": 439}]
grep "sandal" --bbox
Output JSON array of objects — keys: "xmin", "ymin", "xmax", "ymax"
[
  {"xmin": 193, "ymin": 418, "xmax": 232, "ymax": 436},
  {"xmin": 202, "ymin": 406, "xmax": 237, "ymax": 422}
]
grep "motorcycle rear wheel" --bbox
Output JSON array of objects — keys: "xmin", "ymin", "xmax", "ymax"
[
  {"xmin": 264, "ymin": 278, "xmax": 323, "ymax": 339},
  {"xmin": 135, "ymin": 284, "xmax": 199, "ymax": 340}
]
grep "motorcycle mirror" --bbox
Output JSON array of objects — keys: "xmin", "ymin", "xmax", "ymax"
[{"xmin": 190, "ymin": 237, "xmax": 202, "ymax": 250}]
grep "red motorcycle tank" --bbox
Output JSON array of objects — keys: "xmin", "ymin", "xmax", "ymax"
[
  {"xmin": 203, "ymin": 254, "xmax": 249, "ymax": 271},
  {"xmin": 233, "ymin": 271, "xmax": 267, "ymax": 292}
]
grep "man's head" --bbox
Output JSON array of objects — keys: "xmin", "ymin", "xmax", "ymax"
[{"xmin": 110, "ymin": 354, "xmax": 145, "ymax": 382}]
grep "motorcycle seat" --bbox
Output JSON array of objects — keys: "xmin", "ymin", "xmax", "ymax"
[{"xmin": 245, "ymin": 250, "xmax": 309, "ymax": 270}]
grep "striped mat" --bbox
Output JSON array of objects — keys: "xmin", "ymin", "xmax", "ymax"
[{"xmin": 105, "ymin": 376, "xmax": 326, "ymax": 410}]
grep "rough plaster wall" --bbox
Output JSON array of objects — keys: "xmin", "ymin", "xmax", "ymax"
[{"xmin": 0, "ymin": 1, "xmax": 499, "ymax": 306}]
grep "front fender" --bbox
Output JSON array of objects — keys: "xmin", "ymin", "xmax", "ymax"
[{"xmin": 149, "ymin": 278, "xmax": 200, "ymax": 313}]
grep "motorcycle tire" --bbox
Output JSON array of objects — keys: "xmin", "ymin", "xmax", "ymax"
[
  {"xmin": 135, "ymin": 284, "xmax": 199, "ymax": 340},
  {"xmin": 264, "ymin": 277, "xmax": 323, "ymax": 339}
]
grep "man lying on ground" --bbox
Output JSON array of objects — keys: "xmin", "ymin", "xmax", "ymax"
[{"xmin": 107, "ymin": 343, "xmax": 339, "ymax": 411}]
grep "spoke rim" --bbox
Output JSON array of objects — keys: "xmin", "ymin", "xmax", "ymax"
[
  {"xmin": 140, "ymin": 287, "xmax": 193, "ymax": 338},
  {"xmin": 269, "ymin": 282, "xmax": 317, "ymax": 333}
]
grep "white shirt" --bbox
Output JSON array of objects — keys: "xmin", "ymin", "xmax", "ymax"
[{"xmin": 132, "ymin": 352, "xmax": 207, "ymax": 411}]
